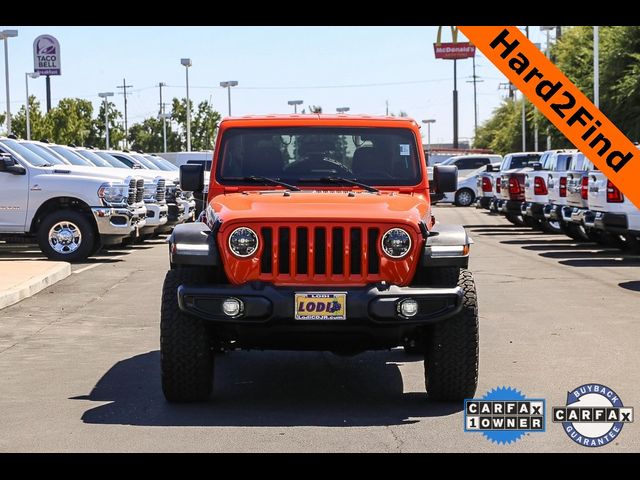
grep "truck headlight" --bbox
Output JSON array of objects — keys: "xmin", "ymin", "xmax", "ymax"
[
  {"xmin": 97, "ymin": 183, "xmax": 127, "ymax": 206},
  {"xmin": 228, "ymin": 227, "xmax": 259, "ymax": 258},
  {"xmin": 381, "ymin": 228, "xmax": 412, "ymax": 259},
  {"xmin": 143, "ymin": 183, "xmax": 157, "ymax": 203}
]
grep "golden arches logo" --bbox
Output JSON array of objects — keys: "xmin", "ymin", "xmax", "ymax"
[{"xmin": 436, "ymin": 26, "xmax": 460, "ymax": 46}]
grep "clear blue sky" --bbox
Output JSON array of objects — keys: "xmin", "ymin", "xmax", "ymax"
[{"xmin": 1, "ymin": 26, "xmax": 547, "ymax": 144}]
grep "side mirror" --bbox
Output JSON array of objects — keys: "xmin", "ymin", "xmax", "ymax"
[
  {"xmin": 433, "ymin": 164, "xmax": 458, "ymax": 193},
  {"xmin": 0, "ymin": 154, "xmax": 26, "ymax": 175},
  {"xmin": 180, "ymin": 163, "xmax": 204, "ymax": 193},
  {"xmin": 486, "ymin": 164, "xmax": 494, "ymax": 172},
  {"xmin": 532, "ymin": 162, "xmax": 543, "ymax": 171}
]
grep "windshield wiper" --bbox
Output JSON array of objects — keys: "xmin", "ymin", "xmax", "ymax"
[
  {"xmin": 299, "ymin": 176, "xmax": 379, "ymax": 193},
  {"xmin": 242, "ymin": 176, "xmax": 301, "ymax": 191}
]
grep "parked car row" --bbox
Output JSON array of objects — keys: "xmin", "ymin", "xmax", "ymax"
[
  {"xmin": 0, "ymin": 136, "xmax": 207, "ymax": 262},
  {"xmin": 474, "ymin": 148, "xmax": 640, "ymax": 252}
]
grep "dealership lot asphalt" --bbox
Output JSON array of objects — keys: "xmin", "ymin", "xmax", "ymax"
[{"xmin": 0, "ymin": 206, "xmax": 638, "ymax": 452}]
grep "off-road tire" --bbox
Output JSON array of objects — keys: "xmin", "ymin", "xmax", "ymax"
[
  {"xmin": 36, "ymin": 209, "xmax": 96, "ymax": 262},
  {"xmin": 425, "ymin": 269, "xmax": 479, "ymax": 401},
  {"xmin": 161, "ymin": 267, "xmax": 214, "ymax": 402}
]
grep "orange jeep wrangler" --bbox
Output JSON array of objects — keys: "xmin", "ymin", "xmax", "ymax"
[{"xmin": 162, "ymin": 115, "xmax": 478, "ymax": 402}]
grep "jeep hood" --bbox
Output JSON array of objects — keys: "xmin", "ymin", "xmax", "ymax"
[{"xmin": 212, "ymin": 191, "xmax": 428, "ymax": 228}]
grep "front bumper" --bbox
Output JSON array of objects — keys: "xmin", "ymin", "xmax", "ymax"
[
  {"xmin": 177, "ymin": 282, "xmax": 463, "ymax": 327},
  {"xmin": 91, "ymin": 205, "xmax": 147, "ymax": 238},
  {"xmin": 141, "ymin": 203, "xmax": 169, "ymax": 231}
]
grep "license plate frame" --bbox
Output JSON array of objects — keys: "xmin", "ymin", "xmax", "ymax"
[{"xmin": 294, "ymin": 292, "xmax": 347, "ymax": 321}]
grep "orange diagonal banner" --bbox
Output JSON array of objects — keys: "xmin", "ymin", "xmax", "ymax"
[{"xmin": 458, "ymin": 26, "xmax": 640, "ymax": 209}]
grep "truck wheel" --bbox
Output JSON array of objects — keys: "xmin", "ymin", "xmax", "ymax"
[
  {"xmin": 37, "ymin": 210, "xmax": 96, "ymax": 262},
  {"xmin": 505, "ymin": 213, "xmax": 525, "ymax": 226},
  {"xmin": 523, "ymin": 216, "xmax": 541, "ymax": 229},
  {"xmin": 454, "ymin": 188, "xmax": 475, "ymax": 207},
  {"xmin": 540, "ymin": 218, "xmax": 562, "ymax": 234},
  {"xmin": 161, "ymin": 267, "xmax": 214, "ymax": 402},
  {"xmin": 425, "ymin": 270, "xmax": 479, "ymax": 401}
]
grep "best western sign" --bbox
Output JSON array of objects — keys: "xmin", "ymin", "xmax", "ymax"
[
  {"xmin": 33, "ymin": 34, "xmax": 61, "ymax": 76},
  {"xmin": 434, "ymin": 26, "xmax": 475, "ymax": 60}
]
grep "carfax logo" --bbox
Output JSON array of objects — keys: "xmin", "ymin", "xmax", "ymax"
[
  {"xmin": 553, "ymin": 383, "xmax": 634, "ymax": 447},
  {"xmin": 464, "ymin": 386, "xmax": 546, "ymax": 444}
]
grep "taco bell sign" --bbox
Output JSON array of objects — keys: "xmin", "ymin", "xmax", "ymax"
[{"xmin": 33, "ymin": 35, "xmax": 61, "ymax": 76}]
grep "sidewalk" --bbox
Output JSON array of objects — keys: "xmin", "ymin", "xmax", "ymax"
[{"xmin": 0, "ymin": 261, "xmax": 71, "ymax": 310}]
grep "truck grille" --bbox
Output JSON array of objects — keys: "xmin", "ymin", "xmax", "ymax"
[
  {"xmin": 156, "ymin": 179, "xmax": 166, "ymax": 203},
  {"xmin": 127, "ymin": 179, "xmax": 136, "ymax": 205},
  {"xmin": 135, "ymin": 179, "xmax": 145, "ymax": 203},
  {"xmin": 257, "ymin": 224, "xmax": 381, "ymax": 281}
]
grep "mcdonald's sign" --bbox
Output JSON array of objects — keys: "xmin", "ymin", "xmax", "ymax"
[{"xmin": 434, "ymin": 26, "xmax": 476, "ymax": 59}]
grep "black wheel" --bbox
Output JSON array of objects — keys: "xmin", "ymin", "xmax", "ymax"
[
  {"xmin": 505, "ymin": 213, "xmax": 525, "ymax": 226},
  {"xmin": 424, "ymin": 266, "xmax": 460, "ymax": 288},
  {"xmin": 425, "ymin": 269, "xmax": 479, "ymax": 401},
  {"xmin": 523, "ymin": 216, "xmax": 542, "ymax": 229},
  {"xmin": 161, "ymin": 267, "xmax": 214, "ymax": 402},
  {"xmin": 455, "ymin": 188, "xmax": 475, "ymax": 207},
  {"xmin": 540, "ymin": 218, "xmax": 562, "ymax": 234},
  {"xmin": 563, "ymin": 222, "xmax": 588, "ymax": 241},
  {"xmin": 36, "ymin": 209, "xmax": 96, "ymax": 262}
]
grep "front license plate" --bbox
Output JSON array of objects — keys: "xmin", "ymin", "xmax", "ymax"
[{"xmin": 294, "ymin": 292, "xmax": 346, "ymax": 320}]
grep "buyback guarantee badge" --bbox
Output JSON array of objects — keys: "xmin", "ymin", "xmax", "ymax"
[
  {"xmin": 553, "ymin": 384, "xmax": 634, "ymax": 447},
  {"xmin": 464, "ymin": 386, "xmax": 546, "ymax": 444}
]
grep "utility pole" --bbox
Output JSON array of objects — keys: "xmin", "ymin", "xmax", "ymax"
[
  {"xmin": 521, "ymin": 26, "xmax": 529, "ymax": 152},
  {"xmin": 385, "ymin": 100, "xmax": 389, "ymax": 116},
  {"xmin": 117, "ymin": 78, "xmax": 133, "ymax": 148},
  {"xmin": 466, "ymin": 54, "xmax": 483, "ymax": 138},
  {"xmin": 158, "ymin": 82, "xmax": 166, "ymax": 116},
  {"xmin": 594, "ymin": 26, "xmax": 600, "ymax": 109},
  {"xmin": 453, "ymin": 58, "xmax": 459, "ymax": 149}
]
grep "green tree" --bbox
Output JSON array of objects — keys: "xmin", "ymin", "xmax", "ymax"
[
  {"xmin": 128, "ymin": 116, "xmax": 182, "ymax": 153},
  {"xmin": 42, "ymin": 98, "xmax": 95, "ymax": 145},
  {"xmin": 168, "ymin": 97, "xmax": 221, "ymax": 151},
  {"xmin": 10, "ymin": 96, "xmax": 47, "ymax": 140},
  {"xmin": 89, "ymin": 101, "xmax": 125, "ymax": 149}
]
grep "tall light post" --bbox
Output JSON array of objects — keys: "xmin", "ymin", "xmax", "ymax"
[
  {"xmin": 1, "ymin": 30, "xmax": 19, "ymax": 135},
  {"xmin": 181, "ymin": 58, "xmax": 192, "ymax": 151},
  {"xmin": 288, "ymin": 99, "xmax": 303, "ymax": 113},
  {"xmin": 594, "ymin": 26, "xmax": 600, "ymax": 109},
  {"xmin": 25, "ymin": 72, "xmax": 40, "ymax": 140},
  {"xmin": 159, "ymin": 112, "xmax": 171, "ymax": 153},
  {"xmin": 336, "ymin": 107, "xmax": 350, "ymax": 113},
  {"xmin": 541, "ymin": 26, "xmax": 557, "ymax": 150},
  {"xmin": 98, "ymin": 92, "xmax": 114, "ymax": 149},
  {"xmin": 422, "ymin": 119, "xmax": 436, "ymax": 152},
  {"xmin": 220, "ymin": 80, "xmax": 238, "ymax": 116}
]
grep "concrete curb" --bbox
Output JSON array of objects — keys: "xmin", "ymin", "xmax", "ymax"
[{"xmin": 0, "ymin": 262, "xmax": 71, "ymax": 311}]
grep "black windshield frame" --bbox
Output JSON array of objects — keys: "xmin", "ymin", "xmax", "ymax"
[{"xmin": 216, "ymin": 126, "xmax": 423, "ymax": 187}]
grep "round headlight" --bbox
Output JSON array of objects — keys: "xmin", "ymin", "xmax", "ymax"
[
  {"xmin": 229, "ymin": 227, "xmax": 259, "ymax": 258},
  {"xmin": 381, "ymin": 228, "xmax": 412, "ymax": 258}
]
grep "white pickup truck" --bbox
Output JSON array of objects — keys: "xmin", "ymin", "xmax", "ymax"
[
  {"xmin": 584, "ymin": 159, "xmax": 640, "ymax": 252},
  {"xmin": 0, "ymin": 137, "xmax": 146, "ymax": 261},
  {"xmin": 522, "ymin": 149, "xmax": 575, "ymax": 233}
]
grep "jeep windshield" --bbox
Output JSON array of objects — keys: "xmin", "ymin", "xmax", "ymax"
[{"xmin": 216, "ymin": 127, "xmax": 422, "ymax": 187}]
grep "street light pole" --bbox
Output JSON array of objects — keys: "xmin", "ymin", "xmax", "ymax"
[
  {"xmin": 98, "ymin": 92, "xmax": 114, "ymax": 149},
  {"xmin": 594, "ymin": 26, "xmax": 600, "ymax": 109},
  {"xmin": 1, "ymin": 30, "xmax": 18, "ymax": 135},
  {"xmin": 220, "ymin": 80, "xmax": 238, "ymax": 116},
  {"xmin": 181, "ymin": 58, "xmax": 192, "ymax": 151},
  {"xmin": 159, "ymin": 112, "xmax": 171, "ymax": 153},
  {"xmin": 422, "ymin": 119, "xmax": 436, "ymax": 153},
  {"xmin": 25, "ymin": 72, "xmax": 40, "ymax": 140},
  {"xmin": 287, "ymin": 99, "xmax": 303, "ymax": 113}
]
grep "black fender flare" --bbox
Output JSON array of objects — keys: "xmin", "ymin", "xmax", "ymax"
[
  {"xmin": 168, "ymin": 222, "xmax": 220, "ymax": 267},
  {"xmin": 420, "ymin": 223, "xmax": 472, "ymax": 268}
]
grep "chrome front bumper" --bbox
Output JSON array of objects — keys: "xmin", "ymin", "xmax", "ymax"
[
  {"xmin": 142, "ymin": 203, "xmax": 169, "ymax": 229},
  {"xmin": 92, "ymin": 205, "xmax": 147, "ymax": 237}
]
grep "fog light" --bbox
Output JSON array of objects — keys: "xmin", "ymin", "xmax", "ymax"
[
  {"xmin": 222, "ymin": 298, "xmax": 242, "ymax": 317},
  {"xmin": 399, "ymin": 299, "xmax": 418, "ymax": 317}
]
